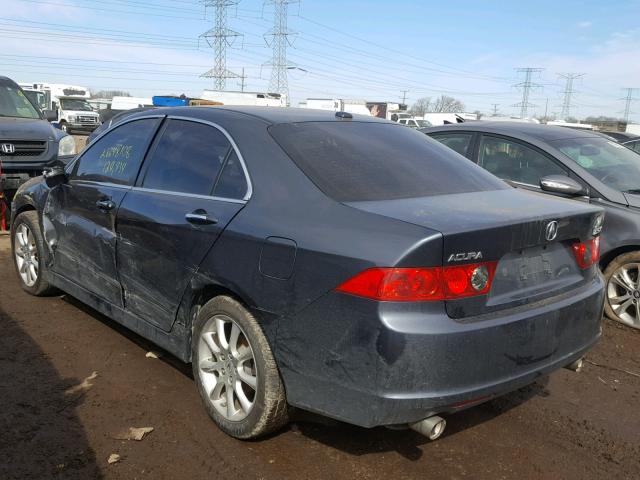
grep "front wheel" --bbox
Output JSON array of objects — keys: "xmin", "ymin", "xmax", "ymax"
[
  {"xmin": 11, "ymin": 211, "xmax": 56, "ymax": 296},
  {"xmin": 59, "ymin": 121, "xmax": 70, "ymax": 134},
  {"xmin": 192, "ymin": 296, "xmax": 289, "ymax": 439},
  {"xmin": 604, "ymin": 251, "xmax": 640, "ymax": 329}
]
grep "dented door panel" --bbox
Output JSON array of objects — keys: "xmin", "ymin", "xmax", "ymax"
[
  {"xmin": 45, "ymin": 181, "xmax": 128, "ymax": 306},
  {"xmin": 116, "ymin": 189, "xmax": 244, "ymax": 331}
]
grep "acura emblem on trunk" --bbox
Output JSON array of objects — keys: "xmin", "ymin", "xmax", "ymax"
[
  {"xmin": 1, "ymin": 143, "xmax": 15, "ymax": 154},
  {"xmin": 545, "ymin": 221, "xmax": 559, "ymax": 241}
]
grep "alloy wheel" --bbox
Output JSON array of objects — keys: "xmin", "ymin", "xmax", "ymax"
[
  {"xmin": 607, "ymin": 263, "xmax": 640, "ymax": 328},
  {"xmin": 197, "ymin": 314, "xmax": 258, "ymax": 421},
  {"xmin": 14, "ymin": 223, "xmax": 39, "ymax": 287}
]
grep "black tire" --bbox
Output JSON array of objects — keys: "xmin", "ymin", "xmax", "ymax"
[
  {"xmin": 11, "ymin": 211, "xmax": 56, "ymax": 296},
  {"xmin": 192, "ymin": 295, "xmax": 289, "ymax": 439},
  {"xmin": 59, "ymin": 121, "xmax": 70, "ymax": 134},
  {"xmin": 603, "ymin": 251, "xmax": 640, "ymax": 330}
]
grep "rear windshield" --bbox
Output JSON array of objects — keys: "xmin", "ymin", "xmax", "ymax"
[{"xmin": 269, "ymin": 121, "xmax": 507, "ymax": 202}]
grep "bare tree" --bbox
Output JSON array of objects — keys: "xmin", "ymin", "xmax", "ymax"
[
  {"xmin": 410, "ymin": 97, "xmax": 432, "ymax": 116},
  {"xmin": 431, "ymin": 95, "xmax": 465, "ymax": 113}
]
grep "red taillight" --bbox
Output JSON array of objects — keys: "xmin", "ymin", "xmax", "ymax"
[
  {"xmin": 572, "ymin": 237, "xmax": 600, "ymax": 269},
  {"xmin": 336, "ymin": 262, "xmax": 497, "ymax": 302}
]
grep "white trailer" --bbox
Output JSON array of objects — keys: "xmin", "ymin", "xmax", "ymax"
[
  {"xmin": 304, "ymin": 98, "xmax": 372, "ymax": 116},
  {"xmin": 201, "ymin": 90, "xmax": 286, "ymax": 107}
]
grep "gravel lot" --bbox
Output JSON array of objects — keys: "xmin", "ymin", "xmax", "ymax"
[{"xmin": 1, "ymin": 234, "xmax": 639, "ymax": 479}]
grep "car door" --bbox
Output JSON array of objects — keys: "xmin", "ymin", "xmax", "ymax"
[
  {"xmin": 45, "ymin": 116, "xmax": 162, "ymax": 306},
  {"xmin": 428, "ymin": 131, "xmax": 476, "ymax": 159},
  {"xmin": 116, "ymin": 117, "xmax": 250, "ymax": 331},
  {"xmin": 476, "ymin": 134, "xmax": 577, "ymax": 196}
]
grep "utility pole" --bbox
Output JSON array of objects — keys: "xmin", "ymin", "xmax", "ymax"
[
  {"xmin": 558, "ymin": 73, "xmax": 584, "ymax": 119},
  {"xmin": 239, "ymin": 67, "xmax": 247, "ymax": 92},
  {"xmin": 622, "ymin": 88, "xmax": 639, "ymax": 122},
  {"xmin": 400, "ymin": 90, "xmax": 409, "ymax": 105},
  {"xmin": 544, "ymin": 97, "xmax": 549, "ymax": 119},
  {"xmin": 264, "ymin": 0, "xmax": 299, "ymax": 104},
  {"xmin": 200, "ymin": 0, "xmax": 243, "ymax": 91},
  {"xmin": 513, "ymin": 67, "xmax": 544, "ymax": 119},
  {"xmin": 491, "ymin": 103, "xmax": 499, "ymax": 116}
]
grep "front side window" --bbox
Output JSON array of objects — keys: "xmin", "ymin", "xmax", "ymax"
[
  {"xmin": 72, "ymin": 118, "xmax": 160, "ymax": 185},
  {"xmin": 553, "ymin": 137, "xmax": 640, "ymax": 192},
  {"xmin": 142, "ymin": 119, "xmax": 231, "ymax": 196},
  {"xmin": 430, "ymin": 132, "xmax": 474, "ymax": 157},
  {"xmin": 479, "ymin": 135, "xmax": 566, "ymax": 185},
  {"xmin": 0, "ymin": 84, "xmax": 40, "ymax": 119},
  {"xmin": 269, "ymin": 122, "xmax": 507, "ymax": 202}
]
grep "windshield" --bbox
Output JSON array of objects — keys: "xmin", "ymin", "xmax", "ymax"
[
  {"xmin": 553, "ymin": 137, "xmax": 640, "ymax": 192},
  {"xmin": 269, "ymin": 122, "xmax": 507, "ymax": 202},
  {"xmin": 60, "ymin": 98, "xmax": 93, "ymax": 111},
  {"xmin": 415, "ymin": 120, "xmax": 432, "ymax": 128},
  {"xmin": 0, "ymin": 85, "xmax": 41, "ymax": 119},
  {"xmin": 23, "ymin": 90, "xmax": 47, "ymax": 110}
]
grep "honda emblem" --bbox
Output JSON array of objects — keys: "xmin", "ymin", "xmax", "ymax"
[{"xmin": 1, "ymin": 143, "xmax": 16, "ymax": 154}]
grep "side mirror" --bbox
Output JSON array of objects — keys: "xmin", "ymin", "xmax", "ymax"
[
  {"xmin": 43, "ymin": 109, "xmax": 58, "ymax": 122},
  {"xmin": 43, "ymin": 166, "xmax": 67, "ymax": 188},
  {"xmin": 540, "ymin": 175, "xmax": 586, "ymax": 196}
]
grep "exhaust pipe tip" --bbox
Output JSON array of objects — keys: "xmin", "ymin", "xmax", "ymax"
[
  {"xmin": 409, "ymin": 415, "xmax": 446, "ymax": 441},
  {"xmin": 565, "ymin": 357, "xmax": 584, "ymax": 373}
]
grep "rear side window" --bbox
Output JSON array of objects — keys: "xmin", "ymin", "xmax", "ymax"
[
  {"xmin": 269, "ymin": 122, "xmax": 507, "ymax": 202},
  {"xmin": 142, "ymin": 119, "xmax": 231, "ymax": 196},
  {"xmin": 73, "ymin": 118, "xmax": 160, "ymax": 185},
  {"xmin": 430, "ymin": 132, "xmax": 474, "ymax": 157},
  {"xmin": 479, "ymin": 135, "xmax": 566, "ymax": 185},
  {"xmin": 213, "ymin": 150, "xmax": 248, "ymax": 199}
]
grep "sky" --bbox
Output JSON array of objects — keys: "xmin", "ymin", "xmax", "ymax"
[{"xmin": 1, "ymin": 0, "xmax": 639, "ymax": 120}]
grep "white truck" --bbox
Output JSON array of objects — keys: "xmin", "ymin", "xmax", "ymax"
[
  {"xmin": 19, "ymin": 83, "xmax": 101, "ymax": 134},
  {"xmin": 201, "ymin": 90, "xmax": 286, "ymax": 107}
]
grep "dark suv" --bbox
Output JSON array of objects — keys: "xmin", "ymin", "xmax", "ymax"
[
  {"xmin": 422, "ymin": 122, "xmax": 640, "ymax": 329},
  {"xmin": 0, "ymin": 76, "xmax": 76, "ymax": 201}
]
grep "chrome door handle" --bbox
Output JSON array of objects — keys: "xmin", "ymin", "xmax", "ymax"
[
  {"xmin": 96, "ymin": 199, "xmax": 116, "ymax": 211},
  {"xmin": 185, "ymin": 211, "xmax": 218, "ymax": 225}
]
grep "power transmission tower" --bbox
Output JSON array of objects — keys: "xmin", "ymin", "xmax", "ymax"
[
  {"xmin": 621, "ymin": 88, "xmax": 639, "ymax": 122},
  {"xmin": 400, "ymin": 90, "xmax": 409, "ymax": 104},
  {"xmin": 264, "ymin": 0, "xmax": 299, "ymax": 103},
  {"xmin": 512, "ymin": 67, "xmax": 544, "ymax": 119},
  {"xmin": 558, "ymin": 73, "xmax": 584, "ymax": 119},
  {"xmin": 491, "ymin": 103, "xmax": 499, "ymax": 116},
  {"xmin": 200, "ymin": 0, "xmax": 243, "ymax": 91},
  {"xmin": 239, "ymin": 67, "xmax": 247, "ymax": 92}
]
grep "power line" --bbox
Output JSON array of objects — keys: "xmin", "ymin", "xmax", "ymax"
[
  {"xmin": 200, "ymin": 0, "xmax": 243, "ymax": 90},
  {"xmin": 264, "ymin": 0, "xmax": 298, "ymax": 102},
  {"xmin": 558, "ymin": 73, "xmax": 584, "ymax": 119},
  {"xmin": 621, "ymin": 88, "xmax": 639, "ymax": 122},
  {"xmin": 513, "ymin": 67, "xmax": 544, "ymax": 119}
]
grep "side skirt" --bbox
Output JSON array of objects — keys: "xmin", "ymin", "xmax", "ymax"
[{"xmin": 50, "ymin": 271, "xmax": 191, "ymax": 362}]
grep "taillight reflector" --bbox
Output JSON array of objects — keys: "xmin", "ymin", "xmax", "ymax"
[
  {"xmin": 572, "ymin": 237, "xmax": 600, "ymax": 269},
  {"xmin": 336, "ymin": 262, "xmax": 497, "ymax": 302}
]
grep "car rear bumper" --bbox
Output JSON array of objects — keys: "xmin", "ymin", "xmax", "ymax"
[{"xmin": 276, "ymin": 274, "xmax": 604, "ymax": 428}]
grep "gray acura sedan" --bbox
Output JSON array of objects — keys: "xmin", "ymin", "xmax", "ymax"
[{"xmin": 12, "ymin": 107, "xmax": 604, "ymax": 440}]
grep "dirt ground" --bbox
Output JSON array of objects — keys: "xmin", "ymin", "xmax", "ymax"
[{"xmin": 1, "ymin": 234, "xmax": 639, "ymax": 480}]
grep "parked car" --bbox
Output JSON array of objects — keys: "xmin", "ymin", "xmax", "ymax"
[
  {"xmin": 623, "ymin": 138, "xmax": 640, "ymax": 154},
  {"xmin": 600, "ymin": 131, "xmax": 639, "ymax": 143},
  {"xmin": 12, "ymin": 108, "xmax": 604, "ymax": 440},
  {"xmin": 422, "ymin": 122, "xmax": 640, "ymax": 329},
  {"xmin": 0, "ymin": 76, "xmax": 76, "ymax": 202}
]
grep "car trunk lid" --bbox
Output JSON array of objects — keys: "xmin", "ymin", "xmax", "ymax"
[{"xmin": 346, "ymin": 188, "xmax": 603, "ymax": 318}]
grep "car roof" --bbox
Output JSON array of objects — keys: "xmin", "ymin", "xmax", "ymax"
[
  {"xmin": 423, "ymin": 121, "xmax": 603, "ymax": 142},
  {"xmin": 133, "ymin": 106, "xmax": 386, "ymax": 125}
]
